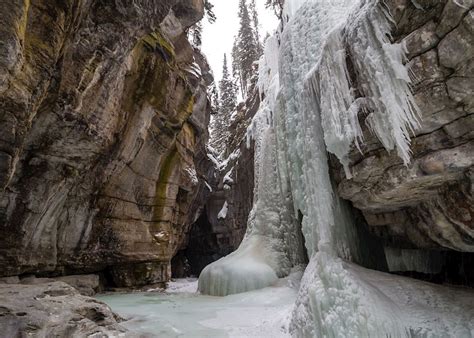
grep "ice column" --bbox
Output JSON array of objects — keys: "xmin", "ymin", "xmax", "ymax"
[{"xmin": 198, "ymin": 36, "xmax": 306, "ymax": 296}]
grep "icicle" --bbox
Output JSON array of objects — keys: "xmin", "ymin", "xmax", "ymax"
[{"xmin": 304, "ymin": 0, "xmax": 420, "ymax": 179}]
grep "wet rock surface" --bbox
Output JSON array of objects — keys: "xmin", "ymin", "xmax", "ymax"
[{"xmin": 0, "ymin": 0, "xmax": 213, "ymax": 285}]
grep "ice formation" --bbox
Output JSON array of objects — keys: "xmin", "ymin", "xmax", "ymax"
[
  {"xmin": 199, "ymin": 35, "xmax": 306, "ymax": 297},
  {"xmin": 199, "ymin": 0, "xmax": 474, "ymax": 336}
]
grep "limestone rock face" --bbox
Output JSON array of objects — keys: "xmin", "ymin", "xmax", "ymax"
[
  {"xmin": 181, "ymin": 91, "xmax": 260, "ymax": 276},
  {"xmin": 0, "ymin": 0, "xmax": 213, "ymax": 286},
  {"xmin": 333, "ymin": 1, "xmax": 473, "ymax": 253},
  {"xmin": 0, "ymin": 282, "xmax": 125, "ymax": 337}
]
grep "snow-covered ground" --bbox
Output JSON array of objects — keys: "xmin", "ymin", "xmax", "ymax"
[
  {"xmin": 97, "ymin": 271, "xmax": 302, "ymax": 338},
  {"xmin": 343, "ymin": 262, "xmax": 474, "ymax": 337},
  {"xmin": 98, "ymin": 266, "xmax": 473, "ymax": 338}
]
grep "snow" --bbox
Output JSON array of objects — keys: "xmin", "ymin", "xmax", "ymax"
[
  {"xmin": 291, "ymin": 254, "xmax": 474, "ymax": 337},
  {"xmin": 204, "ymin": 181, "xmax": 213, "ymax": 192},
  {"xmin": 97, "ymin": 272, "xmax": 302, "ymax": 338},
  {"xmin": 165, "ymin": 278, "xmax": 200, "ymax": 294},
  {"xmin": 185, "ymin": 60, "xmax": 202, "ymax": 78},
  {"xmin": 184, "ymin": 166, "xmax": 198, "ymax": 185},
  {"xmin": 206, "ymin": 150, "xmax": 221, "ymax": 169},
  {"xmin": 98, "ymin": 264, "xmax": 474, "ymax": 338},
  {"xmin": 219, "ymin": 149, "xmax": 241, "ymax": 171},
  {"xmin": 217, "ymin": 201, "xmax": 228, "ymax": 219},
  {"xmin": 222, "ymin": 168, "xmax": 234, "ymax": 184}
]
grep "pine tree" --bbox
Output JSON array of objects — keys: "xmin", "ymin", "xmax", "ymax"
[
  {"xmin": 208, "ymin": 81, "xmax": 219, "ymax": 115},
  {"xmin": 189, "ymin": 0, "xmax": 216, "ymax": 47},
  {"xmin": 265, "ymin": 0, "xmax": 284, "ymax": 19},
  {"xmin": 235, "ymin": 0, "xmax": 259, "ymax": 96},
  {"xmin": 231, "ymin": 40, "xmax": 243, "ymax": 94},
  {"xmin": 249, "ymin": 0, "xmax": 263, "ymax": 55},
  {"xmin": 210, "ymin": 54, "xmax": 238, "ymax": 156},
  {"xmin": 190, "ymin": 21, "xmax": 203, "ymax": 47},
  {"xmin": 219, "ymin": 54, "xmax": 237, "ymax": 115},
  {"xmin": 204, "ymin": 0, "xmax": 216, "ymax": 23}
]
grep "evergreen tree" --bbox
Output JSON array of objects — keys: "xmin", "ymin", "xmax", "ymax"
[
  {"xmin": 188, "ymin": 0, "xmax": 216, "ymax": 47},
  {"xmin": 190, "ymin": 21, "xmax": 203, "ymax": 47},
  {"xmin": 231, "ymin": 40, "xmax": 243, "ymax": 94},
  {"xmin": 208, "ymin": 81, "xmax": 219, "ymax": 115},
  {"xmin": 235, "ymin": 0, "xmax": 260, "ymax": 96},
  {"xmin": 265, "ymin": 0, "xmax": 284, "ymax": 19},
  {"xmin": 204, "ymin": 0, "xmax": 216, "ymax": 23},
  {"xmin": 219, "ymin": 54, "xmax": 237, "ymax": 114},
  {"xmin": 210, "ymin": 54, "xmax": 238, "ymax": 156},
  {"xmin": 249, "ymin": 0, "xmax": 263, "ymax": 55}
]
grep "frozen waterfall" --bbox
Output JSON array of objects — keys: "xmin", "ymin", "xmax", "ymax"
[
  {"xmin": 198, "ymin": 0, "xmax": 474, "ymax": 337},
  {"xmin": 199, "ymin": 37, "xmax": 307, "ymax": 295}
]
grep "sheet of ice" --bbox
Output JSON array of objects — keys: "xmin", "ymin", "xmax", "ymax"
[
  {"xmin": 97, "ymin": 272, "xmax": 302, "ymax": 338},
  {"xmin": 98, "ymin": 266, "xmax": 474, "ymax": 338},
  {"xmin": 276, "ymin": 0, "xmax": 432, "ymax": 334},
  {"xmin": 277, "ymin": 0, "xmax": 360, "ymax": 258}
]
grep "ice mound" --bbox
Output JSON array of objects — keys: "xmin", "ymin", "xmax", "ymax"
[
  {"xmin": 198, "ymin": 236, "xmax": 278, "ymax": 296},
  {"xmin": 291, "ymin": 252, "xmax": 474, "ymax": 337}
]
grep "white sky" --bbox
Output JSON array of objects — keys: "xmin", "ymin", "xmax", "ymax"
[{"xmin": 202, "ymin": 0, "xmax": 278, "ymax": 82}]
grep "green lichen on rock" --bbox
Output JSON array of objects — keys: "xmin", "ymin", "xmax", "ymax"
[
  {"xmin": 142, "ymin": 31, "xmax": 175, "ymax": 61},
  {"xmin": 121, "ymin": 41, "xmax": 170, "ymax": 113},
  {"xmin": 153, "ymin": 148, "xmax": 179, "ymax": 221}
]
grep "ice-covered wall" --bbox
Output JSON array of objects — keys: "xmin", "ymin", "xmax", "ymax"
[
  {"xmin": 198, "ymin": 36, "xmax": 307, "ymax": 296},
  {"xmin": 199, "ymin": 0, "xmax": 474, "ymax": 335},
  {"xmin": 199, "ymin": 0, "xmax": 409, "ymax": 297}
]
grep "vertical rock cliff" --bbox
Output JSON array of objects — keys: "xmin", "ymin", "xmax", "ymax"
[
  {"xmin": 0, "ymin": 0, "xmax": 214, "ymax": 287},
  {"xmin": 177, "ymin": 92, "xmax": 259, "ymax": 277}
]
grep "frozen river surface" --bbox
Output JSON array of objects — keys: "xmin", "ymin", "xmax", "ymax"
[
  {"xmin": 97, "ymin": 272, "xmax": 302, "ymax": 337},
  {"xmin": 98, "ymin": 262, "xmax": 474, "ymax": 338}
]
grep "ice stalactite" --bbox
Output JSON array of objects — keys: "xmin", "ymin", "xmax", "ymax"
[{"xmin": 311, "ymin": 0, "xmax": 421, "ymax": 178}]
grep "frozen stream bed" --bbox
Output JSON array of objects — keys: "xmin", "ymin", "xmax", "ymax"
[
  {"xmin": 98, "ymin": 262, "xmax": 474, "ymax": 337},
  {"xmin": 97, "ymin": 271, "xmax": 303, "ymax": 337}
]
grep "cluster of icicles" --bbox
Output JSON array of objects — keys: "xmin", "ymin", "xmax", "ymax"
[{"xmin": 199, "ymin": 0, "xmax": 473, "ymax": 337}]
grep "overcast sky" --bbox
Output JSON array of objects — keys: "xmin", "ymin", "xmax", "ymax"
[{"xmin": 201, "ymin": 0, "xmax": 278, "ymax": 83}]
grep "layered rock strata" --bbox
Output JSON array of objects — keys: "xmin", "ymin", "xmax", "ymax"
[
  {"xmin": 173, "ymin": 91, "xmax": 259, "ymax": 276},
  {"xmin": 0, "ymin": 0, "xmax": 213, "ymax": 287},
  {"xmin": 331, "ymin": 0, "xmax": 473, "ymax": 279}
]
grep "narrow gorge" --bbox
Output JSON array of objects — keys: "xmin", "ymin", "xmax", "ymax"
[{"xmin": 0, "ymin": 0, "xmax": 473, "ymax": 337}]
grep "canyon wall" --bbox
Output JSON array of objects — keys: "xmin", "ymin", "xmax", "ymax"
[
  {"xmin": 174, "ymin": 91, "xmax": 259, "ymax": 277},
  {"xmin": 330, "ymin": 0, "xmax": 473, "ymax": 280},
  {"xmin": 0, "ymin": 0, "xmax": 214, "ymax": 287}
]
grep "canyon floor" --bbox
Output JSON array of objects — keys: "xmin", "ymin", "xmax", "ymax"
[
  {"xmin": 97, "ymin": 272, "xmax": 302, "ymax": 337},
  {"xmin": 97, "ymin": 263, "xmax": 474, "ymax": 337}
]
